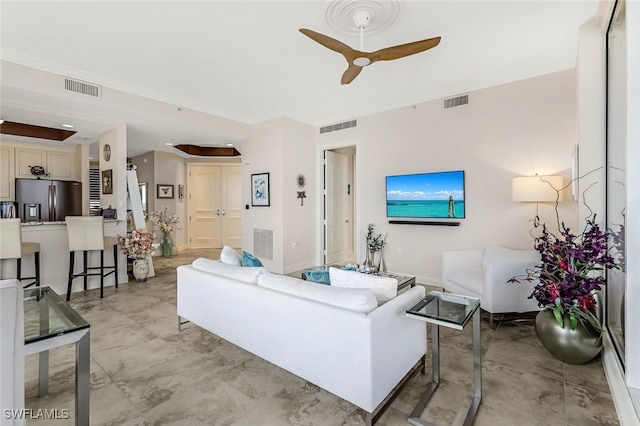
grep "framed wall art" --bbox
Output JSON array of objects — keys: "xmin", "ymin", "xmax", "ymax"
[
  {"xmin": 157, "ymin": 184, "xmax": 174, "ymax": 199},
  {"xmin": 102, "ymin": 169, "xmax": 113, "ymax": 194},
  {"xmin": 251, "ymin": 173, "xmax": 270, "ymax": 206}
]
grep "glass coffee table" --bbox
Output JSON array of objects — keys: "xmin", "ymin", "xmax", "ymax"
[
  {"xmin": 24, "ymin": 287, "xmax": 90, "ymax": 426},
  {"xmin": 406, "ymin": 291, "xmax": 481, "ymax": 426},
  {"xmin": 301, "ymin": 267, "xmax": 415, "ymax": 291}
]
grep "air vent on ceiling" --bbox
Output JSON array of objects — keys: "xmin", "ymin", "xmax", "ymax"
[
  {"xmin": 64, "ymin": 77, "xmax": 101, "ymax": 98},
  {"xmin": 443, "ymin": 94, "xmax": 469, "ymax": 109},
  {"xmin": 319, "ymin": 120, "xmax": 357, "ymax": 134}
]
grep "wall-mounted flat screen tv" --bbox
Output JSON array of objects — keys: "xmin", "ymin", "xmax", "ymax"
[{"xmin": 386, "ymin": 170, "xmax": 465, "ymax": 219}]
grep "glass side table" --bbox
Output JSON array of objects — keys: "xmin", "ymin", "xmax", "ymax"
[
  {"xmin": 24, "ymin": 287, "xmax": 90, "ymax": 426},
  {"xmin": 406, "ymin": 291, "xmax": 481, "ymax": 426}
]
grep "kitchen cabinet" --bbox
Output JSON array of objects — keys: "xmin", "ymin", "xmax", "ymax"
[
  {"xmin": 47, "ymin": 151, "xmax": 77, "ymax": 180},
  {"xmin": 0, "ymin": 145, "xmax": 15, "ymax": 200},
  {"xmin": 15, "ymin": 147, "xmax": 46, "ymax": 179},
  {"xmin": 15, "ymin": 147, "xmax": 76, "ymax": 180}
]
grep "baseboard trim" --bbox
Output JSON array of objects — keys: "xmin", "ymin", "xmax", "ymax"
[{"xmin": 603, "ymin": 331, "xmax": 640, "ymax": 425}]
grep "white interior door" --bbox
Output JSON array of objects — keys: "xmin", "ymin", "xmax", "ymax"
[
  {"xmin": 188, "ymin": 165, "xmax": 221, "ymax": 248},
  {"xmin": 325, "ymin": 150, "xmax": 348, "ymax": 265},
  {"xmin": 220, "ymin": 166, "xmax": 242, "ymax": 248}
]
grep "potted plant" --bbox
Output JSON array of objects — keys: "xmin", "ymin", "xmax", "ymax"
[
  {"xmin": 149, "ymin": 207, "xmax": 182, "ymax": 256},
  {"xmin": 117, "ymin": 229, "xmax": 158, "ymax": 282},
  {"xmin": 363, "ymin": 223, "xmax": 386, "ymax": 272},
  {"xmin": 511, "ymin": 215, "xmax": 618, "ymax": 364}
]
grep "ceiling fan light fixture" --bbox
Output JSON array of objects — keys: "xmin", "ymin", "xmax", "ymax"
[
  {"xmin": 352, "ymin": 10, "xmax": 371, "ymax": 29},
  {"xmin": 353, "ymin": 57, "xmax": 371, "ymax": 67}
]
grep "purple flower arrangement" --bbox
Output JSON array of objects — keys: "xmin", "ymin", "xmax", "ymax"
[{"xmin": 511, "ymin": 215, "xmax": 618, "ymax": 331}]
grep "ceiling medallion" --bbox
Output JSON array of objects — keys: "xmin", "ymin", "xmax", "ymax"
[{"xmin": 324, "ymin": 0, "xmax": 402, "ymax": 37}]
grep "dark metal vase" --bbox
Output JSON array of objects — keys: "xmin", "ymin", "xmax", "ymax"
[{"xmin": 535, "ymin": 309, "xmax": 602, "ymax": 365}]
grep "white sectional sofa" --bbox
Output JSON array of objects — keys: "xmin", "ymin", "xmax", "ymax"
[{"xmin": 177, "ymin": 259, "xmax": 426, "ymax": 424}]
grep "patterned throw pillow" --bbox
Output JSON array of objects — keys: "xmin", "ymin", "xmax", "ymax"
[{"xmin": 241, "ymin": 251, "xmax": 264, "ymax": 267}]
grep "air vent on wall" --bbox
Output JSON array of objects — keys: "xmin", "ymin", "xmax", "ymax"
[
  {"xmin": 253, "ymin": 229, "xmax": 274, "ymax": 261},
  {"xmin": 64, "ymin": 77, "xmax": 101, "ymax": 98},
  {"xmin": 319, "ymin": 120, "xmax": 357, "ymax": 134},
  {"xmin": 443, "ymin": 94, "xmax": 469, "ymax": 109}
]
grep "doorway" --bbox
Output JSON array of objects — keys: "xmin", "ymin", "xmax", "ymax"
[
  {"xmin": 324, "ymin": 146, "xmax": 356, "ymax": 266},
  {"xmin": 187, "ymin": 164, "xmax": 242, "ymax": 249}
]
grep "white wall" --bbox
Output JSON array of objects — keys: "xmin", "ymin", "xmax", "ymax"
[
  {"xmin": 152, "ymin": 151, "xmax": 187, "ymax": 246},
  {"xmin": 99, "ymin": 125, "xmax": 127, "ymax": 221},
  {"xmin": 282, "ymin": 117, "xmax": 316, "ymax": 272},
  {"xmin": 242, "ymin": 119, "xmax": 285, "ymax": 273},
  {"xmin": 316, "ymin": 70, "xmax": 578, "ymax": 282}
]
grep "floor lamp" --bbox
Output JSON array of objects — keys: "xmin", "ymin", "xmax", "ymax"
[{"xmin": 512, "ymin": 175, "xmax": 563, "ymax": 222}]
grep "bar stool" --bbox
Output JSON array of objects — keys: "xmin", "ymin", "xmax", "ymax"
[
  {"xmin": 65, "ymin": 216, "xmax": 118, "ymax": 301},
  {"xmin": 0, "ymin": 218, "xmax": 40, "ymax": 288}
]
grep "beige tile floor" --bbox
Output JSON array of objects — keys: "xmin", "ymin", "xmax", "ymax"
[{"xmin": 24, "ymin": 249, "xmax": 620, "ymax": 425}]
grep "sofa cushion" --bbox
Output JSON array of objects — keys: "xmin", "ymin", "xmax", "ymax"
[
  {"xmin": 482, "ymin": 246, "xmax": 539, "ymax": 268},
  {"xmin": 241, "ymin": 251, "xmax": 264, "ymax": 267},
  {"xmin": 257, "ymin": 272, "xmax": 378, "ymax": 314},
  {"xmin": 192, "ymin": 258, "xmax": 265, "ymax": 284},
  {"xmin": 220, "ymin": 245, "xmax": 242, "ymax": 266},
  {"xmin": 445, "ymin": 267, "xmax": 485, "ymax": 293},
  {"xmin": 329, "ymin": 267, "xmax": 397, "ymax": 304}
]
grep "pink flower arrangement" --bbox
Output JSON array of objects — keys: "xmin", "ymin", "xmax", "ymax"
[{"xmin": 117, "ymin": 229, "xmax": 159, "ymax": 259}]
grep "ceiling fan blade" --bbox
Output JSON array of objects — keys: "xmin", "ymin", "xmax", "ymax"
[
  {"xmin": 341, "ymin": 66, "xmax": 363, "ymax": 85},
  {"xmin": 299, "ymin": 28, "xmax": 357, "ymax": 60},
  {"xmin": 369, "ymin": 36, "xmax": 441, "ymax": 63}
]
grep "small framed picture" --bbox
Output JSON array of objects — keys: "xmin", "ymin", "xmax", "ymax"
[
  {"xmin": 157, "ymin": 184, "xmax": 174, "ymax": 199},
  {"xmin": 178, "ymin": 184, "xmax": 184, "ymax": 199},
  {"xmin": 251, "ymin": 173, "xmax": 270, "ymax": 206},
  {"xmin": 102, "ymin": 169, "xmax": 113, "ymax": 194}
]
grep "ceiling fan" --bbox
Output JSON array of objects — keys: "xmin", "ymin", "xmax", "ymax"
[{"xmin": 300, "ymin": 10, "xmax": 441, "ymax": 84}]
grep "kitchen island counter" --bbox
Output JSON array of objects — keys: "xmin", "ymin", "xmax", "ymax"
[{"xmin": 1, "ymin": 219, "xmax": 132, "ymax": 296}]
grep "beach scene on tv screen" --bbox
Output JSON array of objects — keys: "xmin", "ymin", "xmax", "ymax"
[{"xmin": 386, "ymin": 171, "xmax": 465, "ymax": 218}]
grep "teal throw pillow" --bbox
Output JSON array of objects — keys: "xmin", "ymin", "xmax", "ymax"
[
  {"xmin": 302, "ymin": 269, "xmax": 331, "ymax": 285},
  {"xmin": 241, "ymin": 251, "xmax": 264, "ymax": 267}
]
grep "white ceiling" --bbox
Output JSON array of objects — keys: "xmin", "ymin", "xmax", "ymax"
[{"xmin": 0, "ymin": 0, "xmax": 598, "ymax": 158}]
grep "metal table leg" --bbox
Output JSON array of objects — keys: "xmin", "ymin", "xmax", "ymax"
[
  {"xmin": 38, "ymin": 293, "xmax": 49, "ymax": 397},
  {"xmin": 408, "ymin": 324, "xmax": 440, "ymax": 426},
  {"xmin": 462, "ymin": 307, "xmax": 482, "ymax": 426},
  {"xmin": 408, "ymin": 308, "xmax": 482, "ymax": 426},
  {"xmin": 75, "ymin": 329, "xmax": 90, "ymax": 426}
]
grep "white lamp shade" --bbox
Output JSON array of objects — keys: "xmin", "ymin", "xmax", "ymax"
[{"xmin": 512, "ymin": 176, "xmax": 563, "ymax": 202}]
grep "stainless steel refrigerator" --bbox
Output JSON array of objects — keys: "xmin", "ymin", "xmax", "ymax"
[{"xmin": 15, "ymin": 178, "xmax": 82, "ymax": 222}]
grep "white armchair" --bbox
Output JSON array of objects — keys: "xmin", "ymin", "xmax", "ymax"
[{"xmin": 442, "ymin": 246, "xmax": 541, "ymax": 327}]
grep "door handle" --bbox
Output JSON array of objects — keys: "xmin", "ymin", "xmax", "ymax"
[
  {"xmin": 48, "ymin": 185, "xmax": 54, "ymax": 220},
  {"xmin": 216, "ymin": 209, "xmax": 221, "ymax": 216},
  {"xmin": 345, "ymin": 219, "xmax": 350, "ymax": 223},
  {"xmin": 221, "ymin": 209, "xmax": 226, "ymax": 216},
  {"xmin": 52, "ymin": 185, "xmax": 57, "ymax": 220}
]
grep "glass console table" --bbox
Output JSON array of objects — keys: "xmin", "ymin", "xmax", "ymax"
[
  {"xmin": 406, "ymin": 291, "xmax": 481, "ymax": 426},
  {"xmin": 24, "ymin": 287, "xmax": 90, "ymax": 426}
]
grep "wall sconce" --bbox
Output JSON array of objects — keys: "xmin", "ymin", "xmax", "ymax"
[{"xmin": 512, "ymin": 175, "xmax": 563, "ymax": 220}]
